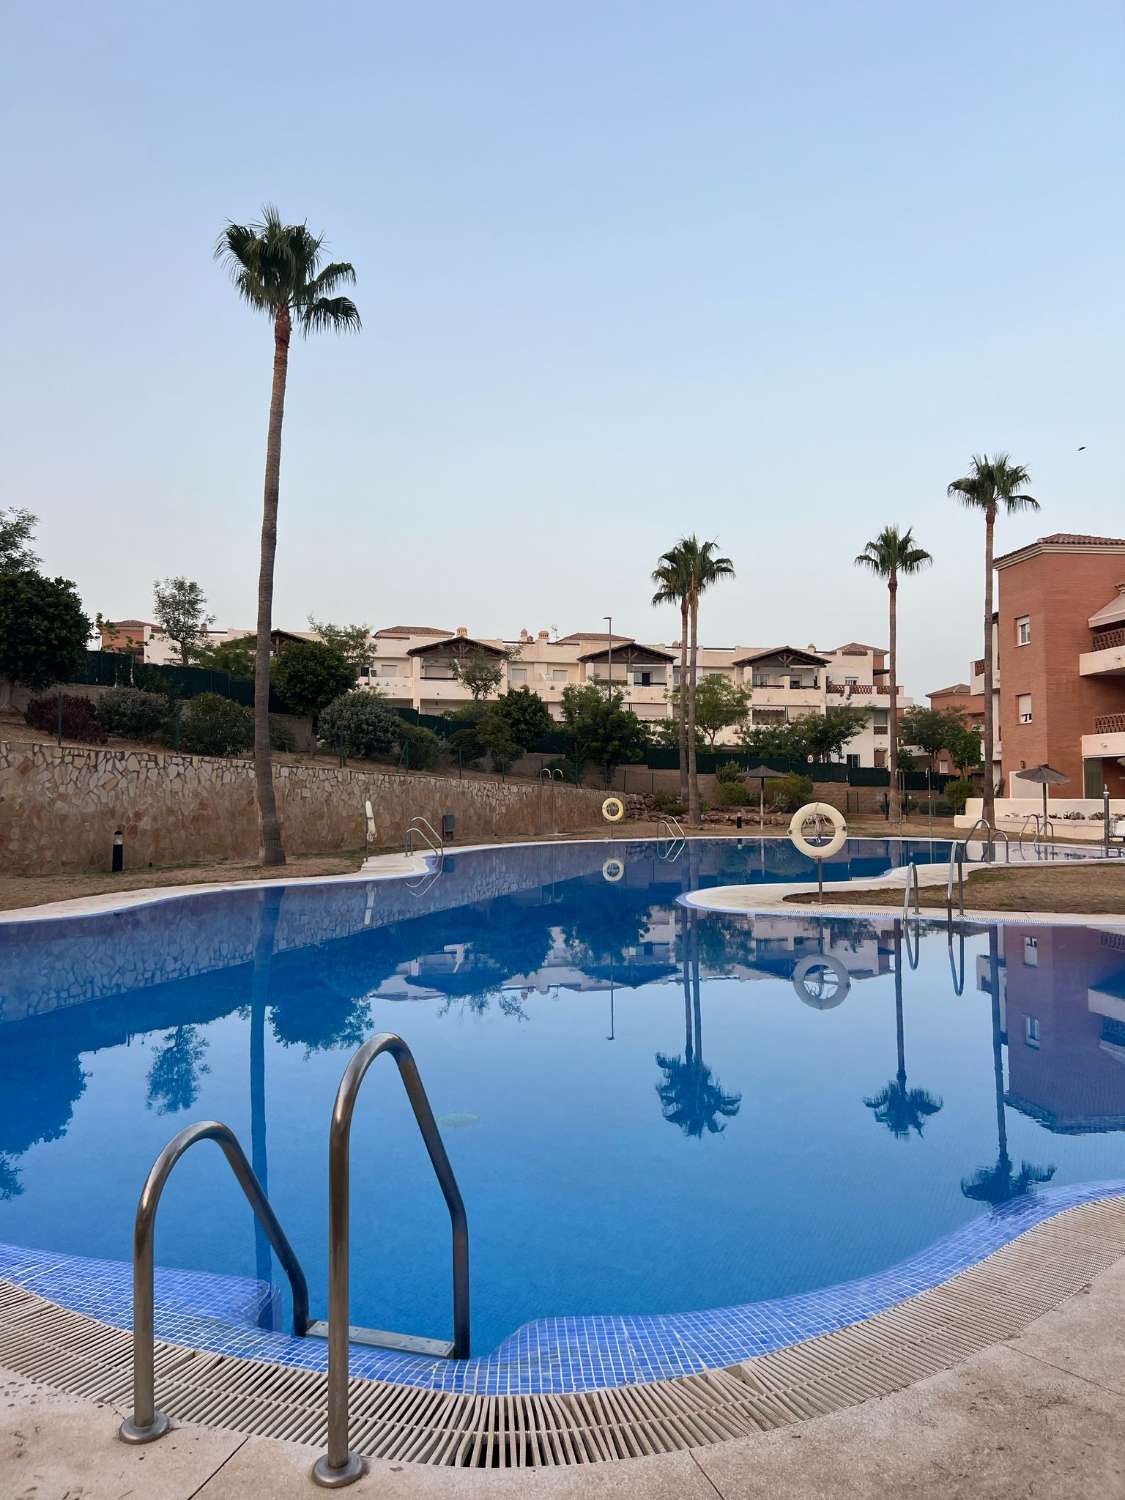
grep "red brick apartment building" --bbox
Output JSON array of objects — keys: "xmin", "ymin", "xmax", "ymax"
[
  {"xmin": 994, "ymin": 533, "xmax": 1125, "ymax": 798},
  {"xmin": 927, "ymin": 681, "xmax": 985, "ymax": 776}
]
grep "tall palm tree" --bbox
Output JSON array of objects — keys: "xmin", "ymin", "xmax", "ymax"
[
  {"xmin": 864, "ymin": 922, "xmax": 942, "ymax": 1138},
  {"xmin": 962, "ymin": 930, "xmax": 1054, "ymax": 1205},
  {"xmin": 946, "ymin": 455, "xmax": 1038, "ymax": 827},
  {"xmin": 215, "ymin": 207, "xmax": 360, "ymax": 865},
  {"xmin": 684, "ymin": 537, "xmax": 735, "ymax": 825},
  {"xmin": 855, "ymin": 527, "xmax": 932, "ymax": 820},
  {"xmin": 651, "ymin": 545, "xmax": 695, "ymax": 804}
]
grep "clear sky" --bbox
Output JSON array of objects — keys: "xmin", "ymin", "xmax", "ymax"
[{"xmin": 3, "ymin": 1, "xmax": 1121, "ymax": 696}]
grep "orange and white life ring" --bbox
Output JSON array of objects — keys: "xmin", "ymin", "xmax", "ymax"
[{"xmin": 788, "ymin": 802, "xmax": 847, "ymax": 860}]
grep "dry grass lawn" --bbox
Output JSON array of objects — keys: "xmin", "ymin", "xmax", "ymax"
[{"xmin": 795, "ymin": 861, "xmax": 1125, "ymax": 915}]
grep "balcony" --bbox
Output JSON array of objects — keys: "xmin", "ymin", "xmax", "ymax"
[
  {"xmin": 1083, "ymin": 721, "xmax": 1125, "ymax": 761},
  {"xmin": 1080, "ymin": 631, "xmax": 1125, "ymax": 678},
  {"xmin": 751, "ymin": 685, "xmax": 824, "ymax": 708}
]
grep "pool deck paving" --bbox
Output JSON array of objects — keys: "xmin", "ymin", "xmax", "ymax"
[{"xmin": 3, "ymin": 1252, "xmax": 1124, "ymax": 1497}]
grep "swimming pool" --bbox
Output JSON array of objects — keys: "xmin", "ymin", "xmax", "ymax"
[{"xmin": 1, "ymin": 838, "xmax": 1123, "ymax": 1390}]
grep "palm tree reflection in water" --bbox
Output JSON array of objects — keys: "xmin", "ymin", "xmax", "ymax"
[
  {"xmin": 864, "ymin": 921, "xmax": 943, "ymax": 1140},
  {"xmin": 656, "ymin": 909, "xmax": 742, "ymax": 1138},
  {"xmin": 962, "ymin": 929, "xmax": 1054, "ymax": 1206}
]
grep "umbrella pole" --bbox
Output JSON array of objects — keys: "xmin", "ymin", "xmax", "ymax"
[
  {"xmin": 759, "ymin": 781, "xmax": 765, "ymax": 828},
  {"xmin": 1042, "ymin": 782, "xmax": 1048, "ymax": 846}
]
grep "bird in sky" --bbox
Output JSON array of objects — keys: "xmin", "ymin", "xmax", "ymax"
[{"xmin": 1077, "ymin": 445, "xmax": 1087, "ymax": 451}]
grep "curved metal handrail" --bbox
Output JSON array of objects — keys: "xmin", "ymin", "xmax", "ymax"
[
  {"xmin": 659, "ymin": 814, "xmax": 686, "ymax": 842},
  {"xmin": 404, "ymin": 815, "xmax": 443, "ymax": 856},
  {"xmin": 312, "ymin": 1033, "xmax": 469, "ymax": 1488},
  {"xmin": 539, "ymin": 766, "xmax": 563, "ymax": 781},
  {"xmin": 946, "ymin": 842, "xmax": 965, "ymax": 918},
  {"xmin": 947, "ymin": 926, "xmax": 966, "ymax": 995},
  {"xmin": 118, "ymin": 1121, "xmax": 309, "ymax": 1446},
  {"xmin": 1018, "ymin": 812, "xmax": 1056, "ymax": 854},
  {"xmin": 902, "ymin": 858, "xmax": 921, "ymax": 921}
]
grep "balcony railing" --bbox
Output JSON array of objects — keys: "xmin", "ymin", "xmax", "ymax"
[
  {"xmin": 873, "ymin": 725, "xmax": 888, "ymax": 735},
  {"xmin": 1091, "ymin": 627, "xmax": 1125, "ymax": 651},
  {"xmin": 1094, "ymin": 714, "xmax": 1125, "ymax": 734}
]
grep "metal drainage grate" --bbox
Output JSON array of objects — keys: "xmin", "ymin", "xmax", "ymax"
[{"xmin": 1, "ymin": 1195, "xmax": 1124, "ymax": 1469}]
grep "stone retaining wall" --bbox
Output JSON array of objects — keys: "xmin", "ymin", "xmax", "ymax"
[{"xmin": 0, "ymin": 741, "xmax": 607, "ymax": 875}]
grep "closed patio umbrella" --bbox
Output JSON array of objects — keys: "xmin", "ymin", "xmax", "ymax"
[
  {"xmin": 1019, "ymin": 763, "xmax": 1070, "ymax": 833},
  {"xmin": 741, "ymin": 764, "xmax": 787, "ymax": 827}
]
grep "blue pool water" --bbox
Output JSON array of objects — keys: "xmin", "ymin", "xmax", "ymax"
[{"xmin": 1, "ymin": 837, "xmax": 1123, "ymax": 1363}]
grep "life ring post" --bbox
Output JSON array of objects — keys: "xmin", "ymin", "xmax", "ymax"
[{"xmin": 787, "ymin": 803, "xmax": 848, "ymax": 902}]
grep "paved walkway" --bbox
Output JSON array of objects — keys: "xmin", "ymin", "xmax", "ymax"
[{"xmin": 4, "ymin": 1251, "xmax": 1124, "ymax": 1497}]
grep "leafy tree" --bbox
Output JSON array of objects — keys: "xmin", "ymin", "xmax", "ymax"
[
  {"xmin": 0, "ymin": 572, "xmax": 91, "ymax": 711},
  {"xmin": 490, "ymin": 686, "xmax": 553, "ymax": 750},
  {"xmin": 270, "ymin": 640, "xmax": 355, "ymax": 726},
  {"xmin": 0, "ymin": 507, "xmax": 40, "ymax": 574},
  {"xmin": 307, "ymin": 616, "xmax": 373, "ymax": 675},
  {"xmin": 946, "ymin": 723, "xmax": 983, "ymax": 778},
  {"xmin": 802, "ymin": 705, "xmax": 868, "ymax": 761},
  {"xmin": 737, "ymin": 719, "xmax": 809, "ymax": 757},
  {"xmin": 651, "ymin": 548, "xmax": 694, "ymax": 804},
  {"xmin": 560, "ymin": 683, "xmax": 649, "ymax": 778},
  {"xmin": 768, "ymin": 771, "xmax": 814, "ymax": 811},
  {"xmin": 190, "ymin": 634, "xmax": 257, "ymax": 678},
  {"xmin": 449, "ymin": 649, "xmax": 508, "ymax": 700},
  {"xmin": 318, "ymin": 691, "xmax": 399, "ymax": 760},
  {"xmin": 216, "ymin": 205, "xmax": 361, "ymax": 866},
  {"xmin": 947, "ymin": 454, "xmax": 1039, "ymax": 825},
  {"xmin": 395, "ymin": 721, "xmax": 444, "ymax": 769},
  {"xmin": 476, "ymin": 709, "xmax": 520, "ymax": 772},
  {"xmin": 153, "ymin": 576, "xmax": 215, "ymax": 665},
  {"xmin": 146, "ymin": 1026, "xmax": 210, "ymax": 1115},
  {"xmin": 855, "ymin": 525, "xmax": 932, "ymax": 819},
  {"xmin": 900, "ymin": 706, "xmax": 965, "ymax": 771},
  {"xmin": 670, "ymin": 674, "xmax": 751, "ymax": 748}
]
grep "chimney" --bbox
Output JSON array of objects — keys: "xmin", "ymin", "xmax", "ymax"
[
  {"xmin": 520, "ymin": 628, "xmax": 531, "ymax": 643},
  {"xmin": 537, "ymin": 629, "xmax": 549, "ymax": 641},
  {"xmin": 455, "ymin": 626, "xmax": 468, "ymax": 637}
]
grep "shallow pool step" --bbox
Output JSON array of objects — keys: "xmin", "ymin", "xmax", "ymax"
[{"xmin": 304, "ymin": 1318, "xmax": 455, "ymax": 1360}]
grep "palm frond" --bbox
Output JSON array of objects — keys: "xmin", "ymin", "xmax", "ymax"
[
  {"xmin": 304, "ymin": 261, "xmax": 358, "ymax": 300},
  {"xmin": 854, "ymin": 525, "xmax": 931, "ymax": 578},
  {"xmin": 298, "ymin": 296, "xmax": 361, "ymax": 335}
]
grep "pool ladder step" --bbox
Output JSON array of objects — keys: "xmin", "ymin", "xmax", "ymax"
[{"xmin": 116, "ymin": 1031, "xmax": 470, "ymax": 1491}]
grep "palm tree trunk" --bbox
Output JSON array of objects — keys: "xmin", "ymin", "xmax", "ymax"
[
  {"xmin": 255, "ymin": 306, "xmax": 289, "ymax": 866},
  {"xmin": 690, "ymin": 914, "xmax": 703, "ymax": 1066},
  {"xmin": 894, "ymin": 921, "xmax": 905, "ymax": 1082},
  {"xmin": 687, "ymin": 591, "xmax": 700, "ymax": 825},
  {"xmin": 982, "ymin": 507, "xmax": 996, "ymax": 828},
  {"xmin": 888, "ymin": 576, "xmax": 900, "ymax": 821},
  {"xmin": 988, "ymin": 929, "xmax": 1008, "ymax": 1162},
  {"xmin": 677, "ymin": 600, "xmax": 689, "ymax": 805}
]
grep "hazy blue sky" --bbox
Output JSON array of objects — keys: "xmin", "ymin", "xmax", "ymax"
[{"xmin": 3, "ymin": 2, "xmax": 1121, "ymax": 694}]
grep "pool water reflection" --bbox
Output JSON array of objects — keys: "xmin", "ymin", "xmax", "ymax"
[{"xmin": 0, "ymin": 839, "xmax": 1122, "ymax": 1355}]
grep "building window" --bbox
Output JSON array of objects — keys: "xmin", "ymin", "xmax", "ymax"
[
  {"xmin": 1016, "ymin": 615, "xmax": 1031, "ymax": 647},
  {"xmin": 633, "ymin": 670, "xmax": 653, "ymax": 687},
  {"xmin": 1024, "ymin": 936, "xmax": 1038, "ymax": 967},
  {"xmin": 548, "ymin": 669, "xmax": 568, "ymax": 683},
  {"xmin": 1025, "ymin": 1015, "xmax": 1040, "ymax": 1048},
  {"xmin": 846, "ymin": 753, "xmax": 860, "ymax": 768},
  {"xmin": 1017, "ymin": 693, "xmax": 1033, "ymax": 724},
  {"xmin": 509, "ymin": 666, "xmax": 528, "ymax": 684}
]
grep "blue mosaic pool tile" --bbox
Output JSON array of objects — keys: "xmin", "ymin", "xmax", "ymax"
[{"xmin": 4, "ymin": 1178, "xmax": 1124, "ymax": 1395}]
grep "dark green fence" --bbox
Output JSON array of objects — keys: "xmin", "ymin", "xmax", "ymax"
[{"xmin": 73, "ymin": 651, "xmax": 288, "ymax": 713}]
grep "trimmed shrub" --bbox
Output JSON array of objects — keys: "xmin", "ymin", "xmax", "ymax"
[
  {"xmin": 768, "ymin": 772, "xmax": 815, "ymax": 813},
  {"xmin": 178, "ymin": 693, "xmax": 253, "ymax": 757},
  {"xmin": 269, "ymin": 717, "xmax": 297, "ymax": 753},
  {"xmin": 715, "ymin": 780, "xmax": 751, "ymax": 807},
  {"xmin": 943, "ymin": 778, "xmax": 975, "ymax": 814},
  {"xmin": 395, "ymin": 721, "xmax": 444, "ymax": 770},
  {"xmin": 715, "ymin": 760, "xmax": 746, "ymax": 785},
  {"xmin": 653, "ymin": 789, "xmax": 687, "ymax": 816},
  {"xmin": 25, "ymin": 693, "xmax": 106, "ymax": 744},
  {"xmin": 318, "ymin": 691, "xmax": 400, "ymax": 760},
  {"xmin": 95, "ymin": 687, "xmax": 168, "ymax": 740}
]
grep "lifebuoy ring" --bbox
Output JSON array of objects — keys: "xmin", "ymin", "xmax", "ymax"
[
  {"xmin": 602, "ymin": 857, "xmax": 625, "ymax": 882},
  {"xmin": 602, "ymin": 796, "xmax": 625, "ymax": 823},
  {"xmin": 792, "ymin": 954, "xmax": 851, "ymax": 1009},
  {"xmin": 789, "ymin": 802, "xmax": 847, "ymax": 860}
]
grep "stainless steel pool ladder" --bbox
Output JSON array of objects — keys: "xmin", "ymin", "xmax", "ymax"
[
  {"xmin": 1018, "ymin": 812, "xmax": 1055, "ymax": 854},
  {"xmin": 311, "ymin": 1032, "xmax": 469, "ymax": 1488},
  {"xmin": 404, "ymin": 815, "xmax": 444, "ymax": 857},
  {"xmin": 945, "ymin": 818, "xmax": 1010, "ymax": 918},
  {"xmin": 658, "ymin": 814, "xmax": 686, "ymax": 861},
  {"xmin": 118, "ymin": 1121, "xmax": 310, "ymax": 1446}
]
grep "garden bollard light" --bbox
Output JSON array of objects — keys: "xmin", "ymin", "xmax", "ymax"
[{"xmin": 112, "ymin": 829, "xmax": 124, "ymax": 873}]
